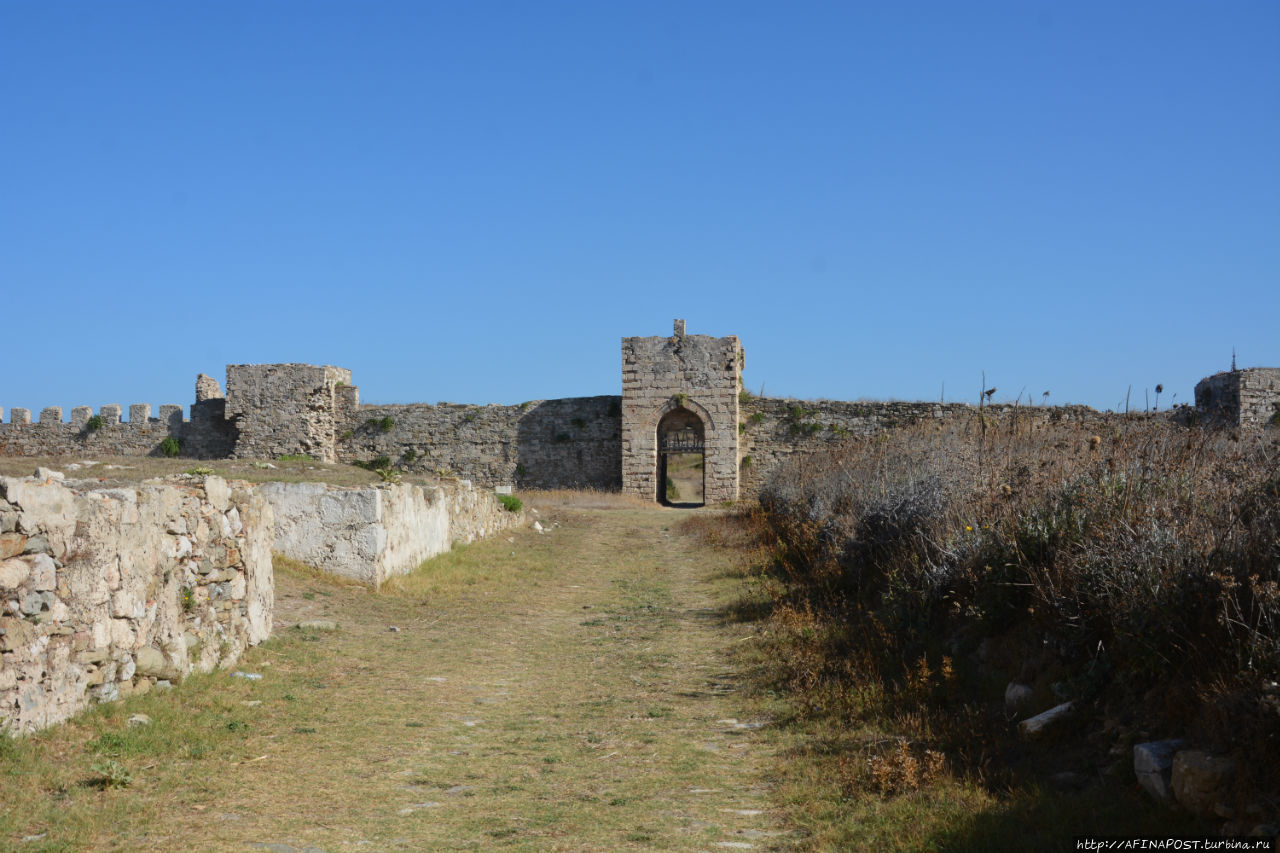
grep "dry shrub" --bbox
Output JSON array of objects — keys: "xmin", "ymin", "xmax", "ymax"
[
  {"xmin": 758, "ymin": 411, "xmax": 1280, "ymax": 795},
  {"xmin": 842, "ymin": 738, "xmax": 948, "ymax": 797}
]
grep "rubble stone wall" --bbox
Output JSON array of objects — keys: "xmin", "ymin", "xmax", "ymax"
[
  {"xmin": 226, "ymin": 364, "xmax": 353, "ymax": 462},
  {"xmin": 0, "ymin": 472, "xmax": 273, "ymax": 733}
]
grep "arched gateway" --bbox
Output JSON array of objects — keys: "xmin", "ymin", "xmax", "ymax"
[{"xmin": 621, "ymin": 320, "xmax": 744, "ymax": 504}]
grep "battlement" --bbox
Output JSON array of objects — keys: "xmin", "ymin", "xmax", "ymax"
[
  {"xmin": 0, "ymin": 373, "xmax": 236, "ymax": 458},
  {"xmin": 1, "ymin": 402, "xmax": 192, "ymax": 426}
]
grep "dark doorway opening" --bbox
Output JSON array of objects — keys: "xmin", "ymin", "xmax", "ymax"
[{"xmin": 656, "ymin": 408, "xmax": 705, "ymax": 507}]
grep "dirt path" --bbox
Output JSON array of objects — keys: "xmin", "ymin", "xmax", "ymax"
[{"xmin": 15, "ymin": 504, "xmax": 786, "ymax": 851}]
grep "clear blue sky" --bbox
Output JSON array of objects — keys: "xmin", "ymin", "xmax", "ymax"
[{"xmin": 3, "ymin": 1, "xmax": 1277, "ymax": 416}]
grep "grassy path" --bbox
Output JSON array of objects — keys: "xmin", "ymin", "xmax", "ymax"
[{"xmin": 2, "ymin": 503, "xmax": 788, "ymax": 851}]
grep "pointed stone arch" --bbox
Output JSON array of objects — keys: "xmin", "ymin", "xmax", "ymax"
[{"xmin": 645, "ymin": 395, "xmax": 716, "ymax": 435}]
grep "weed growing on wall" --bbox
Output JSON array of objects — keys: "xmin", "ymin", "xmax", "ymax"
[
  {"xmin": 84, "ymin": 415, "xmax": 105, "ymax": 433},
  {"xmin": 497, "ymin": 494, "xmax": 522, "ymax": 512},
  {"xmin": 354, "ymin": 456, "xmax": 391, "ymax": 472},
  {"xmin": 158, "ymin": 436, "xmax": 181, "ymax": 458}
]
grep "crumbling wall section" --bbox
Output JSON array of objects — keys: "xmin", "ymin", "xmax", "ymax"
[
  {"xmin": 225, "ymin": 364, "xmax": 352, "ymax": 462},
  {"xmin": 1195, "ymin": 369, "xmax": 1280, "ymax": 429},
  {"xmin": 0, "ymin": 472, "xmax": 273, "ymax": 733}
]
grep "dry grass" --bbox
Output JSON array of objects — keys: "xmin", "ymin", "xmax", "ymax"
[
  {"xmin": 0, "ymin": 504, "xmax": 790, "ymax": 851},
  {"xmin": 519, "ymin": 488, "xmax": 655, "ymax": 510},
  {"xmin": 736, "ymin": 413, "xmax": 1280, "ymax": 846}
]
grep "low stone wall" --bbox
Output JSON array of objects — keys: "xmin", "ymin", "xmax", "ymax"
[
  {"xmin": 0, "ymin": 472, "xmax": 273, "ymax": 733},
  {"xmin": 259, "ymin": 479, "xmax": 523, "ymax": 587}
]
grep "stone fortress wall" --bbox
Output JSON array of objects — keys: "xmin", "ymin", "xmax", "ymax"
[
  {"xmin": 2, "ymin": 326, "xmax": 1277, "ymax": 501},
  {"xmin": 343, "ymin": 396, "xmax": 622, "ymax": 491},
  {"xmin": 0, "ymin": 380, "xmax": 235, "ymax": 460},
  {"xmin": 1194, "ymin": 368, "xmax": 1280, "ymax": 429}
]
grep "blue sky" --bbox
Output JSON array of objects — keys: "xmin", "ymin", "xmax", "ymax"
[{"xmin": 3, "ymin": 1, "xmax": 1277, "ymax": 416}]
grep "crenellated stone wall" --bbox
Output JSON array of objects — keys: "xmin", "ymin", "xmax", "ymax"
[
  {"xmin": 0, "ymin": 375, "xmax": 236, "ymax": 460},
  {"xmin": 0, "ymin": 472, "xmax": 273, "ymax": 733}
]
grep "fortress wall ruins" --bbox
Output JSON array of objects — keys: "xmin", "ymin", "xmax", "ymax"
[
  {"xmin": 0, "ymin": 399, "xmax": 236, "ymax": 460},
  {"xmin": 341, "ymin": 396, "xmax": 623, "ymax": 491},
  {"xmin": 259, "ymin": 478, "xmax": 523, "ymax": 588},
  {"xmin": 737, "ymin": 397, "xmax": 1119, "ymax": 498},
  {"xmin": 1195, "ymin": 368, "xmax": 1280, "ymax": 429},
  {"xmin": 226, "ymin": 364, "xmax": 352, "ymax": 462},
  {"xmin": 0, "ymin": 472, "xmax": 273, "ymax": 733}
]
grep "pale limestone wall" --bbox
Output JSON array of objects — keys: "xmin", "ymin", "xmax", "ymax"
[
  {"xmin": 259, "ymin": 479, "xmax": 523, "ymax": 587},
  {"xmin": 225, "ymin": 364, "xmax": 353, "ymax": 462},
  {"xmin": 1195, "ymin": 368, "xmax": 1280, "ymax": 428},
  {"xmin": 0, "ymin": 473, "xmax": 273, "ymax": 734},
  {"xmin": 621, "ymin": 322, "xmax": 743, "ymax": 502}
]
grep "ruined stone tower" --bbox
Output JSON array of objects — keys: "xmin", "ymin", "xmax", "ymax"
[{"xmin": 621, "ymin": 320, "xmax": 744, "ymax": 503}]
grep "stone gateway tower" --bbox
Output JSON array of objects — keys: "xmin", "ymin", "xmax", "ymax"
[{"xmin": 621, "ymin": 320, "xmax": 744, "ymax": 504}]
